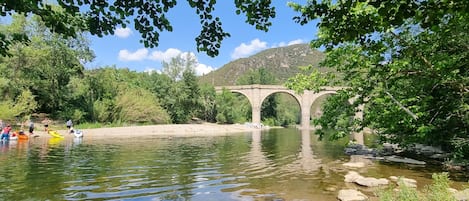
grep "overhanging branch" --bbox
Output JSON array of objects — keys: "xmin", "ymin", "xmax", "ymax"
[{"xmin": 384, "ymin": 91, "xmax": 418, "ymax": 120}]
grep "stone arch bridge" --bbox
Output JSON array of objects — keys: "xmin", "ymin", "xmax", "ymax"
[{"xmin": 215, "ymin": 84, "xmax": 352, "ymax": 129}]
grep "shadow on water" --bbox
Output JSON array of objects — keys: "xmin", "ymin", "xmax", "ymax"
[{"xmin": 0, "ymin": 128, "xmax": 467, "ymax": 201}]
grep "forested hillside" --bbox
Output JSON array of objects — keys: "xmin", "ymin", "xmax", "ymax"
[{"xmin": 199, "ymin": 44, "xmax": 326, "ymax": 86}]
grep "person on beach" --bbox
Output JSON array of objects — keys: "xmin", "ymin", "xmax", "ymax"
[
  {"xmin": 1, "ymin": 124, "xmax": 12, "ymax": 141},
  {"xmin": 66, "ymin": 119, "xmax": 73, "ymax": 133},
  {"xmin": 42, "ymin": 118, "xmax": 50, "ymax": 131},
  {"xmin": 29, "ymin": 120, "xmax": 34, "ymax": 135}
]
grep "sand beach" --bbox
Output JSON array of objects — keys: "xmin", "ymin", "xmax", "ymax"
[{"xmin": 34, "ymin": 123, "xmax": 268, "ymax": 139}]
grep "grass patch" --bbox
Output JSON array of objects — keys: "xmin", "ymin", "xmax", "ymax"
[{"xmin": 377, "ymin": 172, "xmax": 457, "ymax": 201}]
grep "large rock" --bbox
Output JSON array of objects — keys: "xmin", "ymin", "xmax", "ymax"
[
  {"xmin": 381, "ymin": 143, "xmax": 401, "ymax": 155},
  {"xmin": 355, "ymin": 177, "xmax": 389, "ymax": 187},
  {"xmin": 338, "ymin": 189, "xmax": 368, "ymax": 201},
  {"xmin": 412, "ymin": 143, "xmax": 444, "ymax": 156},
  {"xmin": 343, "ymin": 162, "xmax": 366, "ymax": 168},
  {"xmin": 384, "ymin": 155, "xmax": 426, "ymax": 165},
  {"xmin": 454, "ymin": 189, "xmax": 469, "ymax": 201},
  {"xmin": 345, "ymin": 143, "xmax": 377, "ymax": 155},
  {"xmin": 344, "ymin": 171, "xmax": 389, "ymax": 187},
  {"xmin": 344, "ymin": 171, "xmax": 364, "ymax": 183}
]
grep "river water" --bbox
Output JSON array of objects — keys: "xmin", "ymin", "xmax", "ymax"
[{"xmin": 0, "ymin": 128, "xmax": 467, "ymax": 200}]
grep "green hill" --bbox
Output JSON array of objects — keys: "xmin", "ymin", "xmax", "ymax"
[{"xmin": 199, "ymin": 43, "xmax": 326, "ymax": 86}]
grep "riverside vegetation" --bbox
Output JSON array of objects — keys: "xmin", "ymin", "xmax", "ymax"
[{"xmin": 0, "ymin": 14, "xmax": 305, "ymax": 129}]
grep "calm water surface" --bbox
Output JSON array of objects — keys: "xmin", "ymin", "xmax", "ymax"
[{"xmin": 0, "ymin": 128, "xmax": 467, "ymax": 200}]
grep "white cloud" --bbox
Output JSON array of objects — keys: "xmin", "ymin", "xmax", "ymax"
[
  {"xmin": 118, "ymin": 48, "xmax": 149, "ymax": 61},
  {"xmin": 195, "ymin": 64, "xmax": 215, "ymax": 76},
  {"xmin": 115, "ymin": 27, "xmax": 132, "ymax": 38},
  {"xmin": 148, "ymin": 48, "xmax": 183, "ymax": 62},
  {"xmin": 272, "ymin": 39, "xmax": 305, "ymax": 48},
  {"xmin": 143, "ymin": 67, "xmax": 160, "ymax": 75},
  {"xmin": 231, "ymin": 38, "xmax": 268, "ymax": 59},
  {"xmin": 287, "ymin": 39, "xmax": 304, "ymax": 46},
  {"xmin": 117, "ymin": 48, "xmax": 214, "ymax": 75}
]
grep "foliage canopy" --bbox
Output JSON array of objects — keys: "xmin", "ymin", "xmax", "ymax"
[
  {"xmin": 2, "ymin": 0, "xmax": 276, "ymax": 57},
  {"xmin": 287, "ymin": 0, "xmax": 468, "ymax": 159}
]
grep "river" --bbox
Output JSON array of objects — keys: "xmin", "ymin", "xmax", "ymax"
[{"xmin": 0, "ymin": 128, "xmax": 467, "ymax": 200}]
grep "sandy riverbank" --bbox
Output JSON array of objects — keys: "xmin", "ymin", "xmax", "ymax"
[{"xmin": 34, "ymin": 123, "xmax": 269, "ymax": 139}]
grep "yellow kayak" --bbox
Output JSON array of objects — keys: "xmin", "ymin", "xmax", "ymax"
[{"xmin": 48, "ymin": 130, "xmax": 64, "ymax": 138}]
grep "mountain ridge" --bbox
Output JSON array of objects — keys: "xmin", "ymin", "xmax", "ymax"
[{"xmin": 199, "ymin": 43, "xmax": 326, "ymax": 86}]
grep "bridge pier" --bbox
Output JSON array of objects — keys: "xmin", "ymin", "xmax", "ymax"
[
  {"xmin": 252, "ymin": 104, "xmax": 261, "ymax": 126},
  {"xmin": 300, "ymin": 102, "xmax": 311, "ymax": 130}
]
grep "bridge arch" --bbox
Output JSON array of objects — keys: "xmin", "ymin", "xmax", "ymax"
[
  {"xmin": 309, "ymin": 91, "xmax": 337, "ymax": 120},
  {"xmin": 215, "ymin": 85, "xmax": 344, "ymax": 129}
]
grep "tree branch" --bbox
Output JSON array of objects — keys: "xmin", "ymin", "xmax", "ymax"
[{"xmin": 384, "ymin": 91, "xmax": 418, "ymax": 120}]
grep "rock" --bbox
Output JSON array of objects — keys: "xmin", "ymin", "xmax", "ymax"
[
  {"xmin": 337, "ymin": 189, "xmax": 368, "ymax": 201},
  {"xmin": 348, "ymin": 143, "xmax": 364, "ymax": 150},
  {"xmin": 448, "ymin": 188, "xmax": 458, "ymax": 194},
  {"xmin": 411, "ymin": 143, "xmax": 444, "ymax": 156},
  {"xmin": 454, "ymin": 189, "xmax": 469, "ymax": 201},
  {"xmin": 344, "ymin": 145, "xmax": 376, "ymax": 156},
  {"xmin": 384, "ymin": 155, "xmax": 426, "ymax": 165},
  {"xmin": 343, "ymin": 162, "xmax": 366, "ymax": 168},
  {"xmin": 345, "ymin": 148, "xmax": 358, "ymax": 155},
  {"xmin": 444, "ymin": 163, "xmax": 464, "ymax": 171},
  {"xmin": 389, "ymin": 176, "xmax": 417, "ymax": 188},
  {"xmin": 381, "ymin": 143, "xmax": 399, "ymax": 155},
  {"xmin": 356, "ymin": 148, "xmax": 377, "ymax": 156},
  {"xmin": 344, "ymin": 171, "xmax": 364, "ymax": 183},
  {"xmin": 355, "ymin": 177, "xmax": 389, "ymax": 187},
  {"xmin": 430, "ymin": 153, "xmax": 450, "ymax": 159},
  {"xmin": 325, "ymin": 186, "xmax": 337, "ymax": 192}
]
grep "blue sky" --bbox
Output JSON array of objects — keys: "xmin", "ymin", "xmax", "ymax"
[{"xmin": 86, "ymin": 1, "xmax": 319, "ymax": 76}]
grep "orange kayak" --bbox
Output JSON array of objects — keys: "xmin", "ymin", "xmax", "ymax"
[
  {"xmin": 18, "ymin": 134, "xmax": 29, "ymax": 140},
  {"xmin": 10, "ymin": 131, "xmax": 29, "ymax": 140}
]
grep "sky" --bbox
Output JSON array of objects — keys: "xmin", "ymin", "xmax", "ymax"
[{"xmin": 86, "ymin": 1, "xmax": 319, "ymax": 76}]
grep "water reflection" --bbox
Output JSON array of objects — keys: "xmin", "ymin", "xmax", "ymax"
[
  {"xmin": 72, "ymin": 137, "xmax": 83, "ymax": 146},
  {"xmin": 283, "ymin": 129, "xmax": 322, "ymax": 173},
  {"xmin": 239, "ymin": 130, "xmax": 273, "ymax": 178},
  {"xmin": 239, "ymin": 129, "xmax": 323, "ymax": 179}
]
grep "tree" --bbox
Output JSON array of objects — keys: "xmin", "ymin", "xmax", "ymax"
[
  {"xmin": 197, "ymin": 83, "xmax": 217, "ymax": 122},
  {"xmin": 0, "ymin": 13, "xmax": 93, "ymax": 119},
  {"xmin": 287, "ymin": 1, "xmax": 468, "ymax": 159},
  {"xmin": 0, "ymin": 90, "xmax": 37, "ymax": 121},
  {"xmin": 215, "ymin": 88, "xmax": 242, "ymax": 124},
  {"xmin": 2, "ymin": 0, "xmax": 276, "ymax": 57},
  {"xmin": 159, "ymin": 53, "xmax": 201, "ymax": 123},
  {"xmin": 162, "ymin": 53, "xmax": 196, "ymax": 81},
  {"xmin": 114, "ymin": 87, "xmax": 170, "ymax": 124},
  {"xmin": 181, "ymin": 67, "xmax": 201, "ymax": 119}
]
